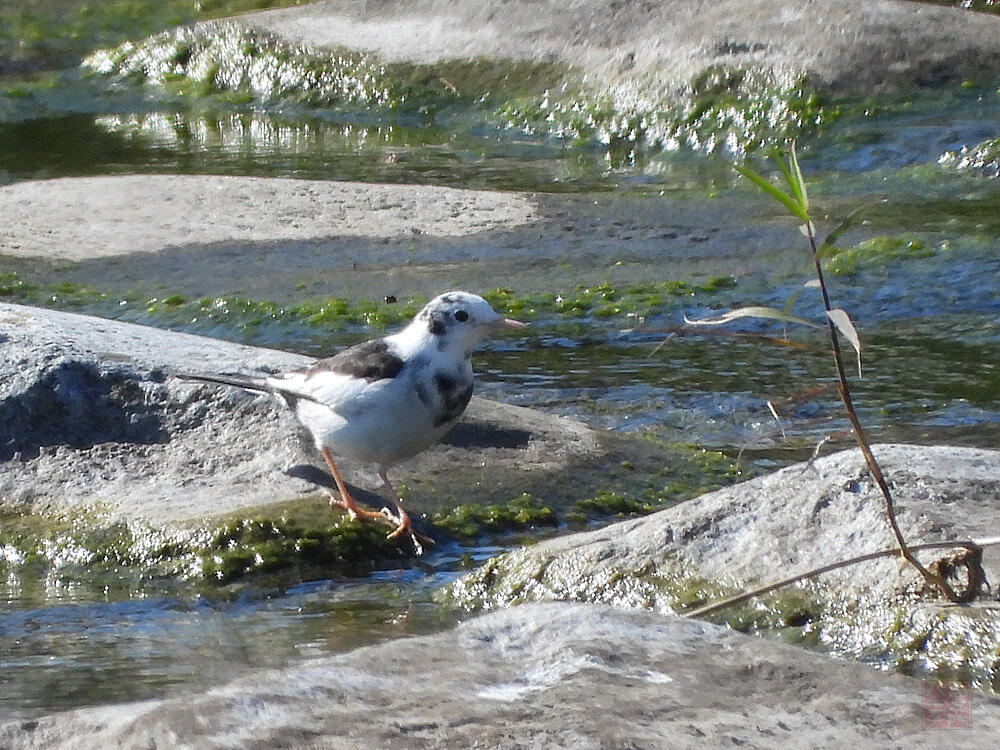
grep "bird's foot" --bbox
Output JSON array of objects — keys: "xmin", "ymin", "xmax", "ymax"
[
  {"xmin": 324, "ymin": 490, "xmax": 387, "ymax": 523},
  {"xmin": 326, "ymin": 491, "xmax": 432, "ymax": 554},
  {"xmin": 385, "ymin": 508, "xmax": 421, "ymax": 555},
  {"xmin": 383, "ymin": 508, "xmax": 434, "ymax": 556}
]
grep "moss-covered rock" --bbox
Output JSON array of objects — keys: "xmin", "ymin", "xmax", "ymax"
[
  {"xmin": 429, "ymin": 493, "xmax": 557, "ymax": 540},
  {"xmin": 84, "ymin": 22, "xmax": 393, "ymax": 108},
  {"xmin": 820, "ymin": 234, "xmax": 937, "ymax": 275},
  {"xmin": 199, "ymin": 512, "xmax": 409, "ymax": 584},
  {"xmin": 443, "ymin": 445, "xmax": 1000, "ymax": 690},
  {"xmin": 500, "ymin": 63, "xmax": 831, "ymax": 156},
  {"xmin": 939, "ymin": 135, "xmax": 1000, "ymax": 179}
]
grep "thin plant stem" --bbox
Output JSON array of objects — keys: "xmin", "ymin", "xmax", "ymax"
[
  {"xmin": 684, "ymin": 537, "xmax": 998, "ymax": 620},
  {"xmin": 801, "ymin": 222, "xmax": 961, "ymax": 602}
]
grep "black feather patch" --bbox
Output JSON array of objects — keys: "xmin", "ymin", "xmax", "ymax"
[
  {"xmin": 433, "ymin": 372, "xmax": 473, "ymax": 427},
  {"xmin": 414, "ymin": 380, "xmax": 432, "ymax": 408},
  {"xmin": 307, "ymin": 339, "xmax": 404, "ymax": 382},
  {"xmin": 425, "ymin": 310, "xmax": 448, "ymax": 336}
]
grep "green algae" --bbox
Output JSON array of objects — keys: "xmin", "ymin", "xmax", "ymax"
[
  {"xmin": 0, "ymin": 437, "xmax": 745, "ymax": 596},
  {"xmin": 0, "ymin": 276, "xmax": 738, "ymax": 337},
  {"xmin": 481, "ymin": 279, "xmax": 736, "ymax": 321},
  {"xmin": 80, "ymin": 24, "xmax": 564, "ymax": 117},
  {"xmin": 0, "ymin": 271, "xmax": 37, "ymax": 298},
  {"xmin": 0, "ymin": 506, "xmax": 205, "ymax": 599},
  {"xmin": 820, "ymin": 234, "xmax": 937, "ymax": 275},
  {"xmin": 0, "ymin": 496, "xmax": 417, "ymax": 596},
  {"xmin": 79, "ymin": 21, "xmax": 831, "ymax": 156},
  {"xmin": 201, "ymin": 513, "xmax": 407, "ymax": 584},
  {"xmin": 817, "ymin": 589, "xmax": 1000, "ymax": 691},
  {"xmin": 444, "ymin": 544, "xmax": 821, "ymax": 636},
  {"xmin": 429, "ymin": 493, "xmax": 557, "ymax": 540},
  {"xmin": 561, "ymin": 448, "xmax": 741, "ymax": 525},
  {"xmin": 422, "ymin": 441, "xmax": 744, "ymax": 540},
  {"xmin": 447, "ymin": 539, "xmax": 1000, "ymax": 690},
  {"xmin": 565, "ymin": 491, "xmax": 655, "ymax": 525}
]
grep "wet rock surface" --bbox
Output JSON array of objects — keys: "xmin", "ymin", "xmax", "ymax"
[
  {"xmin": 247, "ymin": 0, "xmax": 1000, "ymax": 95},
  {"xmin": 0, "ymin": 302, "xmax": 597, "ymax": 526},
  {"xmin": 450, "ymin": 444, "xmax": 1000, "ymax": 686},
  {"xmin": 4, "ymin": 602, "xmax": 1000, "ymax": 749}
]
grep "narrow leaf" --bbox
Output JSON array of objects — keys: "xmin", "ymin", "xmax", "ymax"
[
  {"xmin": 766, "ymin": 400, "xmax": 787, "ymax": 439},
  {"xmin": 788, "ymin": 142, "xmax": 809, "ymax": 213},
  {"xmin": 782, "ymin": 278, "xmax": 821, "ymax": 324},
  {"xmin": 685, "ymin": 306, "xmax": 823, "ymax": 329},
  {"xmin": 774, "ymin": 154, "xmax": 797, "ymax": 197},
  {"xmin": 773, "ymin": 150, "xmax": 807, "ymax": 215},
  {"xmin": 826, "ymin": 308, "xmax": 863, "ymax": 377},
  {"xmin": 735, "ymin": 164, "xmax": 810, "ymax": 222}
]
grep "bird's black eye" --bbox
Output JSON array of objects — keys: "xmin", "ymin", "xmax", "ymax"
[{"xmin": 454, "ymin": 310, "xmax": 469, "ymax": 322}]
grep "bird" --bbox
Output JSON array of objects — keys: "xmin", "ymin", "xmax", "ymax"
[{"xmin": 180, "ymin": 291, "xmax": 526, "ymax": 554}]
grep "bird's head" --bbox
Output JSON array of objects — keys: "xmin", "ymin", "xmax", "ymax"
[{"xmin": 407, "ymin": 291, "xmax": 526, "ymax": 354}]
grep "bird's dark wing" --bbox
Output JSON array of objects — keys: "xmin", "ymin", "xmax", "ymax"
[
  {"xmin": 306, "ymin": 339, "xmax": 405, "ymax": 382},
  {"xmin": 260, "ymin": 339, "xmax": 405, "ymax": 415},
  {"xmin": 177, "ymin": 340, "xmax": 406, "ymax": 414}
]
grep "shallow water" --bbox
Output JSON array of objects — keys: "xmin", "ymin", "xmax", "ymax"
[{"xmin": 2, "ymin": 2, "xmax": 1000, "ymax": 721}]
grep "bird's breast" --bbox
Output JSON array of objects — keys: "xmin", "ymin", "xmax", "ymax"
[{"xmin": 296, "ymin": 365, "xmax": 472, "ymax": 468}]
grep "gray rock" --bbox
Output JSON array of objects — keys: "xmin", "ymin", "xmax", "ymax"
[
  {"xmin": 4, "ymin": 602, "xmax": 999, "ymax": 749},
  {"xmin": 0, "ymin": 302, "xmax": 596, "ymax": 527},
  {"xmin": 449, "ymin": 444, "xmax": 1000, "ymax": 685},
  {"xmin": 246, "ymin": 0, "xmax": 1000, "ymax": 95},
  {"xmin": 0, "ymin": 175, "xmax": 537, "ymax": 262}
]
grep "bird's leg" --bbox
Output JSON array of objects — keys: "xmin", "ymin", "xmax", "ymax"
[
  {"xmin": 320, "ymin": 448, "xmax": 385, "ymax": 522},
  {"xmin": 379, "ymin": 472, "xmax": 434, "ymax": 555}
]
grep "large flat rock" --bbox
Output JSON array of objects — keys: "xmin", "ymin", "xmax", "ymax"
[
  {"xmin": 0, "ymin": 175, "xmax": 537, "ymax": 262},
  {"xmin": 246, "ymin": 0, "xmax": 1000, "ymax": 94},
  {"xmin": 0, "ymin": 302, "xmax": 597, "ymax": 526},
  {"xmin": 4, "ymin": 602, "xmax": 999, "ymax": 749}
]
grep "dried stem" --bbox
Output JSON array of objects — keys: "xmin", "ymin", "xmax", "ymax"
[
  {"xmin": 684, "ymin": 537, "xmax": 997, "ymax": 620},
  {"xmin": 802, "ymin": 223, "xmax": 962, "ymax": 602}
]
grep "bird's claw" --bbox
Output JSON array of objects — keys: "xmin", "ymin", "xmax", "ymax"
[
  {"xmin": 324, "ymin": 490, "xmax": 385, "ymax": 522},
  {"xmin": 325, "ymin": 491, "xmax": 432, "ymax": 556},
  {"xmin": 384, "ymin": 513, "xmax": 434, "ymax": 556}
]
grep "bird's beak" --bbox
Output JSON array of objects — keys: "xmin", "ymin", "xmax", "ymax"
[{"xmin": 498, "ymin": 317, "xmax": 527, "ymax": 330}]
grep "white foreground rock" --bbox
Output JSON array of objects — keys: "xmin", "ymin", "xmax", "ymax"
[{"xmin": 4, "ymin": 602, "xmax": 999, "ymax": 749}]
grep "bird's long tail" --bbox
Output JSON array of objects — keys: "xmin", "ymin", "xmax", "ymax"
[{"xmin": 175, "ymin": 371, "xmax": 273, "ymax": 394}]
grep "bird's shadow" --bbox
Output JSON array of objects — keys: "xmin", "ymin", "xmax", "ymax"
[
  {"xmin": 285, "ymin": 420, "xmax": 530, "ymax": 506},
  {"xmin": 440, "ymin": 421, "xmax": 531, "ymax": 450},
  {"xmin": 285, "ymin": 464, "xmax": 385, "ymax": 506},
  {"xmin": 286, "ymin": 420, "xmax": 530, "ymax": 491}
]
